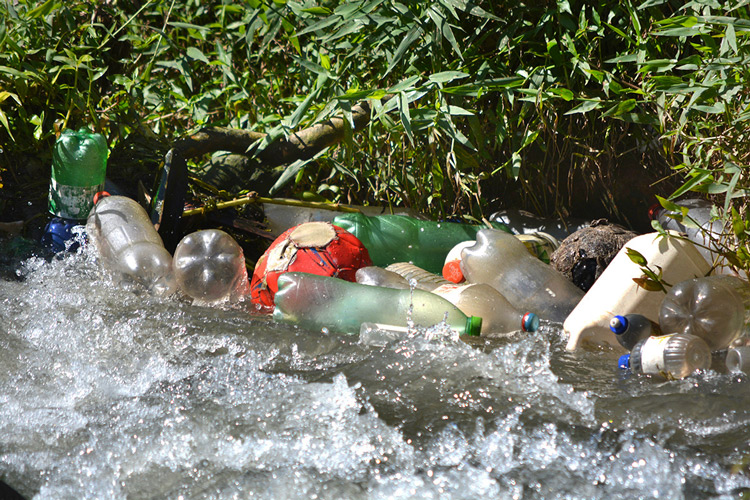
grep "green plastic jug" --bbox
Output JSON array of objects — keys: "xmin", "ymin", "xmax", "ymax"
[{"xmin": 331, "ymin": 213, "xmax": 510, "ymax": 274}]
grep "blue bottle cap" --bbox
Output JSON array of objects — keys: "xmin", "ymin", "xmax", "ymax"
[
  {"xmin": 609, "ymin": 315, "xmax": 628, "ymax": 335},
  {"xmin": 41, "ymin": 218, "xmax": 82, "ymax": 253},
  {"xmin": 522, "ymin": 312, "xmax": 540, "ymax": 332},
  {"xmin": 618, "ymin": 353, "xmax": 631, "ymax": 371}
]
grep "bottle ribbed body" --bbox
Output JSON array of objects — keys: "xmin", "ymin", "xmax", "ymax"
[
  {"xmin": 385, "ymin": 262, "xmax": 539, "ymax": 334},
  {"xmin": 331, "ymin": 213, "xmax": 509, "ymax": 274},
  {"xmin": 385, "ymin": 262, "xmax": 451, "ymax": 291},
  {"xmin": 460, "ymin": 229, "xmax": 584, "ymax": 323},
  {"xmin": 609, "ymin": 314, "xmax": 660, "ymax": 351},
  {"xmin": 273, "ymin": 272, "xmax": 481, "ymax": 335},
  {"xmin": 86, "ymin": 195, "xmax": 175, "ymax": 295},
  {"xmin": 630, "ymin": 333, "xmax": 711, "ymax": 379},
  {"xmin": 659, "ymin": 275, "xmax": 750, "ymax": 351},
  {"xmin": 173, "ymin": 229, "xmax": 249, "ymax": 303}
]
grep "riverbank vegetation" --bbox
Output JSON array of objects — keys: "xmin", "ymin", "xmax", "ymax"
[{"xmin": 1, "ymin": 0, "xmax": 749, "ymax": 266}]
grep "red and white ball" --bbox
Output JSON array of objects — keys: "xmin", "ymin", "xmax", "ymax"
[{"xmin": 250, "ymin": 221, "xmax": 372, "ymax": 309}]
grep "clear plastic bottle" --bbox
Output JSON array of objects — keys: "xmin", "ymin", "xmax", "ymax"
[
  {"xmin": 620, "ymin": 333, "xmax": 711, "ymax": 379},
  {"xmin": 725, "ymin": 345, "xmax": 750, "ymax": 373},
  {"xmin": 356, "ymin": 266, "xmax": 411, "ymax": 289},
  {"xmin": 384, "ymin": 261, "xmax": 539, "ymax": 334},
  {"xmin": 172, "ymin": 229, "xmax": 250, "ymax": 304},
  {"xmin": 609, "ymin": 313, "xmax": 661, "ymax": 351},
  {"xmin": 273, "ymin": 272, "xmax": 482, "ymax": 336},
  {"xmin": 49, "ymin": 128, "xmax": 109, "ymax": 220},
  {"xmin": 659, "ymin": 275, "xmax": 750, "ymax": 351},
  {"xmin": 331, "ymin": 213, "xmax": 510, "ymax": 274},
  {"xmin": 459, "ymin": 229, "xmax": 584, "ymax": 323},
  {"xmin": 86, "ymin": 194, "xmax": 175, "ymax": 295},
  {"xmin": 490, "ymin": 208, "xmax": 589, "ymax": 241}
]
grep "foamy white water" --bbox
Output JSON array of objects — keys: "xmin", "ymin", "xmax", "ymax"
[{"xmin": 0, "ymin": 243, "xmax": 749, "ymax": 499}]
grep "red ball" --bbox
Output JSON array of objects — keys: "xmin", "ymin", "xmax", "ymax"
[{"xmin": 250, "ymin": 221, "xmax": 372, "ymax": 309}]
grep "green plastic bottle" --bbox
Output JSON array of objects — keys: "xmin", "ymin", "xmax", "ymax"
[
  {"xmin": 49, "ymin": 127, "xmax": 109, "ymax": 220},
  {"xmin": 273, "ymin": 272, "xmax": 482, "ymax": 336},
  {"xmin": 331, "ymin": 213, "xmax": 510, "ymax": 274}
]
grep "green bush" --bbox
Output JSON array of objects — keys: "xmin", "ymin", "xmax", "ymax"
[{"xmin": 1, "ymin": 0, "xmax": 749, "ymax": 268}]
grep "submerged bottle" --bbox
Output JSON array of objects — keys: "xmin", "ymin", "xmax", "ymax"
[
  {"xmin": 619, "ymin": 333, "xmax": 711, "ymax": 379},
  {"xmin": 273, "ymin": 272, "xmax": 482, "ymax": 336},
  {"xmin": 86, "ymin": 194, "xmax": 175, "ymax": 295},
  {"xmin": 385, "ymin": 262, "xmax": 539, "ymax": 334},
  {"xmin": 659, "ymin": 275, "xmax": 750, "ymax": 351},
  {"xmin": 609, "ymin": 313, "xmax": 661, "ymax": 351},
  {"xmin": 172, "ymin": 229, "xmax": 250, "ymax": 304},
  {"xmin": 331, "ymin": 213, "xmax": 510, "ymax": 274},
  {"xmin": 49, "ymin": 128, "xmax": 108, "ymax": 220},
  {"xmin": 459, "ymin": 229, "xmax": 584, "ymax": 323}
]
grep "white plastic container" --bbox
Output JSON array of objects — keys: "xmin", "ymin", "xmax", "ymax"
[{"xmin": 564, "ymin": 231, "xmax": 711, "ymax": 352}]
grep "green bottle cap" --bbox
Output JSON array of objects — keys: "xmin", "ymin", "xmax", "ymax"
[{"xmin": 465, "ymin": 315, "xmax": 482, "ymax": 336}]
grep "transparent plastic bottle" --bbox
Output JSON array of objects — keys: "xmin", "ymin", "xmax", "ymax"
[
  {"xmin": 86, "ymin": 194, "xmax": 175, "ymax": 295},
  {"xmin": 331, "ymin": 213, "xmax": 510, "ymax": 274},
  {"xmin": 725, "ymin": 345, "xmax": 750, "ymax": 373},
  {"xmin": 49, "ymin": 128, "xmax": 108, "ymax": 220},
  {"xmin": 359, "ymin": 322, "xmax": 412, "ymax": 347},
  {"xmin": 172, "ymin": 229, "xmax": 250, "ymax": 304},
  {"xmin": 659, "ymin": 275, "xmax": 750, "ymax": 351},
  {"xmin": 459, "ymin": 229, "xmax": 584, "ymax": 323},
  {"xmin": 609, "ymin": 313, "xmax": 661, "ymax": 351},
  {"xmin": 356, "ymin": 266, "xmax": 411, "ymax": 289},
  {"xmin": 619, "ymin": 333, "xmax": 711, "ymax": 379},
  {"xmin": 273, "ymin": 272, "xmax": 482, "ymax": 336},
  {"xmin": 384, "ymin": 262, "xmax": 539, "ymax": 334}
]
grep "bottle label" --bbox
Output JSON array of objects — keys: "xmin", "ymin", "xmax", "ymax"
[
  {"xmin": 639, "ymin": 335, "xmax": 673, "ymax": 376},
  {"xmin": 49, "ymin": 179, "xmax": 104, "ymax": 219}
]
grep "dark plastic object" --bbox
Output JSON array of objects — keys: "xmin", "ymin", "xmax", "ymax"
[{"xmin": 151, "ymin": 148, "xmax": 188, "ymax": 253}]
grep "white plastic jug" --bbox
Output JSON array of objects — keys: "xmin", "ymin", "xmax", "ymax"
[{"xmin": 564, "ymin": 231, "xmax": 711, "ymax": 352}]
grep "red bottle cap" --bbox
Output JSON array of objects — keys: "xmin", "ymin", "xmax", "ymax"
[{"xmin": 442, "ymin": 259, "xmax": 465, "ymax": 284}]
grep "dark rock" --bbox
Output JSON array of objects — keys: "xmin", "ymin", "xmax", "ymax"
[{"xmin": 550, "ymin": 219, "xmax": 638, "ymax": 291}]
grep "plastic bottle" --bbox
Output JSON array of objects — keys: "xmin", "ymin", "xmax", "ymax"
[
  {"xmin": 658, "ymin": 275, "xmax": 750, "ymax": 351},
  {"xmin": 619, "ymin": 333, "xmax": 711, "ymax": 379},
  {"xmin": 273, "ymin": 272, "xmax": 482, "ymax": 336},
  {"xmin": 384, "ymin": 261, "xmax": 539, "ymax": 334},
  {"xmin": 359, "ymin": 322, "xmax": 412, "ymax": 347},
  {"xmin": 725, "ymin": 345, "xmax": 750, "ymax": 373},
  {"xmin": 564, "ymin": 231, "xmax": 711, "ymax": 352},
  {"xmin": 49, "ymin": 128, "xmax": 109, "ymax": 220},
  {"xmin": 356, "ymin": 266, "xmax": 411, "ymax": 289},
  {"xmin": 86, "ymin": 194, "xmax": 175, "ymax": 295},
  {"xmin": 459, "ymin": 228, "xmax": 584, "ymax": 323},
  {"xmin": 331, "ymin": 213, "xmax": 510, "ymax": 274},
  {"xmin": 609, "ymin": 313, "xmax": 661, "ymax": 351},
  {"xmin": 172, "ymin": 229, "xmax": 250, "ymax": 304},
  {"xmin": 490, "ymin": 208, "xmax": 589, "ymax": 241}
]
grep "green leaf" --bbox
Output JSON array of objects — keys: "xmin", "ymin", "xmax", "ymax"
[
  {"xmin": 399, "ymin": 91, "xmax": 413, "ymax": 144},
  {"xmin": 26, "ymin": 0, "xmax": 58, "ymax": 18},
  {"xmin": 385, "ymin": 25, "xmax": 421, "ymax": 76},
  {"xmin": 549, "ymin": 88, "xmax": 574, "ymax": 101},
  {"xmin": 186, "ymin": 47, "xmax": 210, "ymax": 65},
  {"xmin": 564, "ymin": 98, "xmax": 602, "ymax": 115},
  {"xmin": 625, "ymin": 247, "xmax": 648, "ymax": 266},
  {"xmin": 301, "ymin": 7, "xmax": 332, "ymax": 16},
  {"xmin": 429, "ymin": 71, "xmax": 469, "ymax": 84}
]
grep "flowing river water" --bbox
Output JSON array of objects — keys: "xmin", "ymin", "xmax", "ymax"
[{"xmin": 1, "ymin": 241, "xmax": 750, "ymax": 499}]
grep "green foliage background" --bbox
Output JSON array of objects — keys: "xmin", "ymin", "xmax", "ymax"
[{"xmin": 1, "ymin": 0, "xmax": 750, "ymax": 264}]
